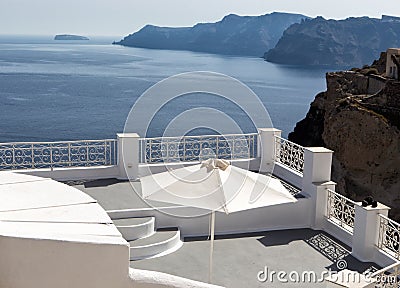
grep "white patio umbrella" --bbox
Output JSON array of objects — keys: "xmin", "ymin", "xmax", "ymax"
[{"xmin": 140, "ymin": 159, "xmax": 297, "ymax": 283}]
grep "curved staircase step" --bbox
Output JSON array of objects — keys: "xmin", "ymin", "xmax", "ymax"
[
  {"xmin": 129, "ymin": 228, "xmax": 182, "ymax": 260},
  {"xmin": 113, "ymin": 217, "xmax": 155, "ymax": 241}
]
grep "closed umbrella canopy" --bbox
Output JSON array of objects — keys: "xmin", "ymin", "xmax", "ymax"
[
  {"xmin": 141, "ymin": 159, "xmax": 297, "ymax": 213},
  {"xmin": 140, "ymin": 159, "xmax": 297, "ymax": 283}
]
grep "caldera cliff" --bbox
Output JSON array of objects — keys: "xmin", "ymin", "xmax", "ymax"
[
  {"xmin": 115, "ymin": 12, "xmax": 309, "ymax": 57},
  {"xmin": 289, "ymin": 52, "xmax": 400, "ymax": 218}
]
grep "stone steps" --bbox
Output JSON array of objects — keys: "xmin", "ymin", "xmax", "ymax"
[
  {"xmin": 129, "ymin": 228, "xmax": 182, "ymax": 260},
  {"xmin": 113, "ymin": 217, "xmax": 155, "ymax": 241},
  {"xmin": 113, "ymin": 217, "xmax": 182, "ymax": 260}
]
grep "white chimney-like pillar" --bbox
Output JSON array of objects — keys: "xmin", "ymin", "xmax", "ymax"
[
  {"xmin": 302, "ymin": 147, "xmax": 334, "ymax": 229},
  {"xmin": 302, "ymin": 147, "xmax": 333, "ymax": 196},
  {"xmin": 258, "ymin": 128, "xmax": 282, "ymax": 173},
  {"xmin": 117, "ymin": 133, "xmax": 140, "ymax": 181},
  {"xmin": 352, "ymin": 203, "xmax": 390, "ymax": 262}
]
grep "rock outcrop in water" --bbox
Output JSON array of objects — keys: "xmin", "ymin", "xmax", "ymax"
[
  {"xmin": 114, "ymin": 12, "xmax": 309, "ymax": 56},
  {"xmin": 289, "ymin": 52, "xmax": 400, "ymax": 218},
  {"xmin": 54, "ymin": 34, "xmax": 89, "ymax": 41},
  {"xmin": 265, "ymin": 16, "xmax": 400, "ymax": 67}
]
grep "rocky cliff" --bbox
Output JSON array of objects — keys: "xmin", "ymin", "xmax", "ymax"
[
  {"xmin": 265, "ymin": 16, "xmax": 400, "ymax": 67},
  {"xmin": 289, "ymin": 53, "xmax": 400, "ymax": 218},
  {"xmin": 115, "ymin": 12, "xmax": 309, "ymax": 57}
]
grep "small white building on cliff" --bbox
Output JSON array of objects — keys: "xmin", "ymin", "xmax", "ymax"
[{"xmin": 386, "ymin": 48, "xmax": 400, "ymax": 79}]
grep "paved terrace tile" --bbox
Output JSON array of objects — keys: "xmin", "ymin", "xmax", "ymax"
[
  {"xmin": 131, "ymin": 229, "xmax": 378, "ymax": 288},
  {"xmin": 71, "ymin": 179, "xmax": 179, "ymax": 210}
]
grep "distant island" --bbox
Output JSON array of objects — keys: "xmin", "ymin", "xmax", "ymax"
[
  {"xmin": 114, "ymin": 12, "xmax": 309, "ymax": 57},
  {"xmin": 54, "ymin": 34, "xmax": 89, "ymax": 41}
]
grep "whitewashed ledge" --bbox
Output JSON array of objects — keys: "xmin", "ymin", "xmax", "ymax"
[
  {"xmin": 0, "ymin": 172, "xmax": 222, "ymax": 288},
  {"xmin": 128, "ymin": 268, "xmax": 224, "ymax": 288}
]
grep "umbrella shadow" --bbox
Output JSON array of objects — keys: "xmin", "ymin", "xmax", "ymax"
[
  {"xmin": 63, "ymin": 178, "xmax": 125, "ymax": 187},
  {"xmin": 83, "ymin": 178, "xmax": 126, "ymax": 188},
  {"xmin": 185, "ymin": 230, "xmax": 276, "ymax": 242}
]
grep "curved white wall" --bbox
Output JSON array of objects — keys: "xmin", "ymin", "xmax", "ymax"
[
  {"xmin": 127, "ymin": 268, "xmax": 223, "ymax": 288},
  {"xmin": 0, "ymin": 172, "xmax": 224, "ymax": 288},
  {"xmin": 109, "ymin": 198, "xmax": 311, "ymax": 238},
  {"xmin": 0, "ymin": 235, "xmax": 129, "ymax": 288}
]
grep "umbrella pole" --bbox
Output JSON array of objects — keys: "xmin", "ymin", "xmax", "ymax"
[{"xmin": 208, "ymin": 210, "xmax": 215, "ymax": 283}]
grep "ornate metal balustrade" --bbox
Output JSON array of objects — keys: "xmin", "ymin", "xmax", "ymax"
[
  {"xmin": 0, "ymin": 139, "xmax": 117, "ymax": 170},
  {"xmin": 139, "ymin": 133, "xmax": 258, "ymax": 164},
  {"xmin": 327, "ymin": 189, "xmax": 357, "ymax": 233},
  {"xmin": 378, "ymin": 214, "xmax": 400, "ymax": 260},
  {"xmin": 274, "ymin": 136, "xmax": 305, "ymax": 174},
  {"xmin": 371, "ymin": 261, "xmax": 400, "ymax": 287}
]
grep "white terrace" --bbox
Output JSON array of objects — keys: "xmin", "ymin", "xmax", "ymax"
[{"xmin": 0, "ymin": 128, "xmax": 399, "ymax": 287}]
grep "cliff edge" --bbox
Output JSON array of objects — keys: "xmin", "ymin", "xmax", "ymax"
[
  {"xmin": 265, "ymin": 16, "xmax": 400, "ymax": 67},
  {"xmin": 289, "ymin": 52, "xmax": 400, "ymax": 218},
  {"xmin": 115, "ymin": 12, "xmax": 309, "ymax": 57}
]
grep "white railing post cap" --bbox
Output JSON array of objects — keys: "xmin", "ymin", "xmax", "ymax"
[
  {"xmin": 315, "ymin": 180, "xmax": 336, "ymax": 187},
  {"xmin": 117, "ymin": 133, "xmax": 140, "ymax": 138},
  {"xmin": 258, "ymin": 128, "xmax": 281, "ymax": 133},
  {"xmin": 357, "ymin": 202, "xmax": 390, "ymax": 212},
  {"xmin": 304, "ymin": 147, "xmax": 333, "ymax": 153}
]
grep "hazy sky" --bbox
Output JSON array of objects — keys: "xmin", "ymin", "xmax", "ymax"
[{"xmin": 1, "ymin": 0, "xmax": 400, "ymax": 37}]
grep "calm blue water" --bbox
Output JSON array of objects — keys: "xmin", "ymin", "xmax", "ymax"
[{"xmin": 0, "ymin": 36, "xmax": 332, "ymax": 142}]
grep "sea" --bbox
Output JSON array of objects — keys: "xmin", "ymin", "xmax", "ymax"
[{"xmin": 0, "ymin": 35, "xmax": 333, "ymax": 143}]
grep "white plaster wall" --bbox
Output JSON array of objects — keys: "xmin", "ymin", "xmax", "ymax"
[
  {"xmin": 0, "ymin": 203, "xmax": 113, "ymax": 224},
  {"xmin": 323, "ymin": 219, "xmax": 353, "ymax": 247},
  {"xmin": 0, "ymin": 172, "xmax": 225, "ymax": 288},
  {"xmin": 139, "ymin": 158, "xmax": 261, "ymax": 178},
  {"xmin": 109, "ymin": 198, "xmax": 312, "ymax": 237},
  {"xmin": 0, "ymin": 235, "xmax": 130, "ymax": 288},
  {"xmin": 16, "ymin": 165, "xmax": 119, "ymax": 181},
  {"xmin": 127, "ymin": 268, "xmax": 224, "ymax": 288},
  {"xmin": 14, "ymin": 159, "xmax": 261, "ymax": 182},
  {"xmin": 372, "ymin": 250, "xmax": 398, "ymax": 269},
  {"xmin": 0, "ymin": 179, "xmax": 96, "ymax": 211},
  {"xmin": 272, "ymin": 163, "xmax": 303, "ymax": 189}
]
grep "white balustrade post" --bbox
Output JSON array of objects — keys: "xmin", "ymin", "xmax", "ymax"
[
  {"xmin": 258, "ymin": 128, "xmax": 281, "ymax": 173},
  {"xmin": 352, "ymin": 203, "xmax": 390, "ymax": 262},
  {"xmin": 302, "ymin": 147, "xmax": 333, "ymax": 229},
  {"xmin": 302, "ymin": 147, "xmax": 333, "ymax": 196},
  {"xmin": 310, "ymin": 181, "xmax": 336, "ymax": 229},
  {"xmin": 117, "ymin": 133, "xmax": 139, "ymax": 181}
]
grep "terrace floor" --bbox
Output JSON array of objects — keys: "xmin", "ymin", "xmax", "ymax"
[
  {"xmin": 72, "ymin": 179, "xmax": 379, "ymax": 287},
  {"xmin": 71, "ymin": 178, "xmax": 177, "ymax": 210},
  {"xmin": 131, "ymin": 229, "xmax": 377, "ymax": 288}
]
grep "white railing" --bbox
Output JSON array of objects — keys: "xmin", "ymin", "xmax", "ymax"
[
  {"xmin": 327, "ymin": 189, "xmax": 357, "ymax": 233},
  {"xmin": 0, "ymin": 139, "xmax": 117, "ymax": 170},
  {"xmin": 378, "ymin": 214, "xmax": 400, "ymax": 260},
  {"xmin": 371, "ymin": 261, "xmax": 400, "ymax": 287},
  {"xmin": 274, "ymin": 135, "xmax": 305, "ymax": 174},
  {"xmin": 139, "ymin": 133, "xmax": 258, "ymax": 164}
]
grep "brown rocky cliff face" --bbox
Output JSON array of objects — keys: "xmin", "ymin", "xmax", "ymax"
[{"xmin": 289, "ymin": 64, "xmax": 400, "ymax": 219}]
